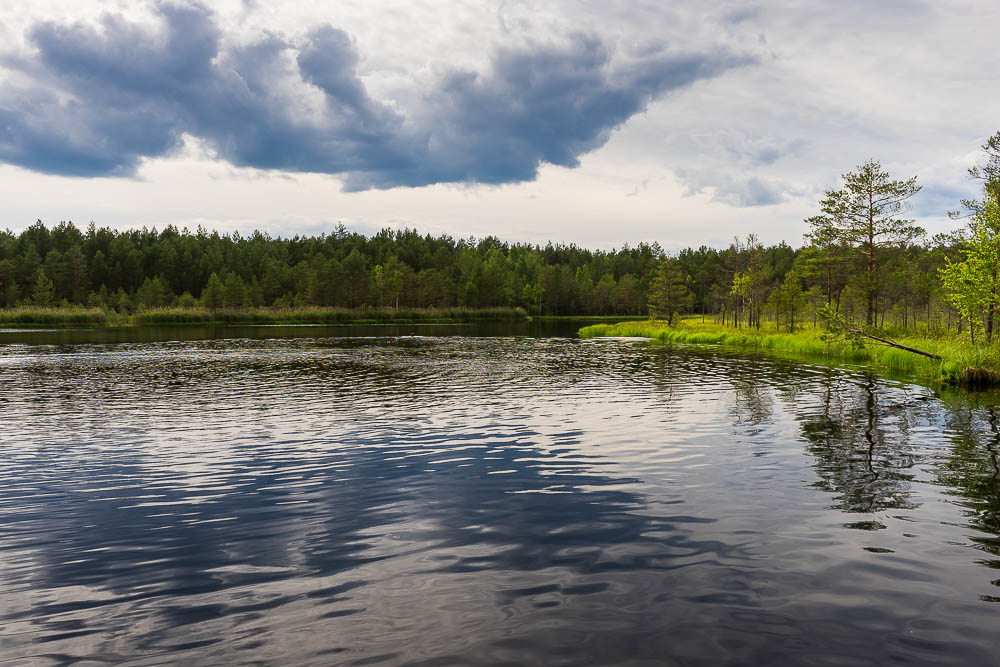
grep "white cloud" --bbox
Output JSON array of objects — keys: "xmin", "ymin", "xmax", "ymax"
[{"xmin": 0, "ymin": 0, "xmax": 995, "ymax": 249}]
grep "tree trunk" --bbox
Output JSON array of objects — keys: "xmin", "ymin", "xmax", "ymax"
[
  {"xmin": 860, "ymin": 329, "xmax": 942, "ymax": 360},
  {"xmin": 826, "ymin": 265, "xmax": 833, "ymax": 306},
  {"xmin": 987, "ymin": 270, "xmax": 997, "ymax": 342}
]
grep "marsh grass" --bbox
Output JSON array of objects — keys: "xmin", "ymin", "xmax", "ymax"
[
  {"xmin": 579, "ymin": 318, "xmax": 1000, "ymax": 387},
  {"xmin": 0, "ymin": 306, "xmax": 527, "ymax": 328},
  {"xmin": 532, "ymin": 315, "xmax": 642, "ymax": 321},
  {"xmin": 131, "ymin": 306, "xmax": 526, "ymax": 325},
  {"xmin": 0, "ymin": 308, "xmax": 115, "ymax": 327}
]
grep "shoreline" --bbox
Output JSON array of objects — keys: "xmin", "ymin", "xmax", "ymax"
[
  {"xmin": 580, "ymin": 320, "xmax": 1000, "ymax": 389},
  {"xmin": 0, "ymin": 306, "xmax": 529, "ymax": 328}
]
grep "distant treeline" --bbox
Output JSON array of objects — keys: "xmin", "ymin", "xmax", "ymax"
[
  {"xmin": 0, "ymin": 222, "xmax": 663, "ymax": 315},
  {"xmin": 0, "ymin": 217, "xmax": 980, "ymax": 325},
  {"xmin": 1, "ymin": 132, "xmax": 998, "ymax": 339},
  {"xmin": 0, "ymin": 214, "xmax": 961, "ymax": 323}
]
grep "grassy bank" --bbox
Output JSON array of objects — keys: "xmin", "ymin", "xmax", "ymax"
[
  {"xmin": 532, "ymin": 314, "xmax": 642, "ymax": 322},
  {"xmin": 132, "ymin": 306, "xmax": 527, "ymax": 325},
  {"xmin": 579, "ymin": 318, "xmax": 1000, "ymax": 388},
  {"xmin": 1, "ymin": 306, "xmax": 527, "ymax": 328},
  {"xmin": 0, "ymin": 308, "xmax": 118, "ymax": 327}
]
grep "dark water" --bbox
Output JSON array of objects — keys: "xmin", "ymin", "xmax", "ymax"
[{"xmin": 1, "ymin": 325, "xmax": 999, "ymax": 665}]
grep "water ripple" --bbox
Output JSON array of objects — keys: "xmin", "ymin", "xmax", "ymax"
[{"xmin": 1, "ymin": 333, "xmax": 999, "ymax": 665}]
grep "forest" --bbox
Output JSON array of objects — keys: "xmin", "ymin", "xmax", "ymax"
[{"xmin": 1, "ymin": 133, "xmax": 998, "ymax": 343}]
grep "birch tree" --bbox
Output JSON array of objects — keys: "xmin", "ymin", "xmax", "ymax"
[{"xmin": 940, "ymin": 193, "xmax": 1000, "ymax": 342}]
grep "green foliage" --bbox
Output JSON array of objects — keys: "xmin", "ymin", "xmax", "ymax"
[
  {"xmin": 647, "ymin": 257, "xmax": 692, "ymax": 325},
  {"xmin": 0, "ymin": 216, "xmax": 976, "ymax": 338},
  {"xmin": 815, "ymin": 304, "xmax": 868, "ymax": 349},
  {"xmin": 0, "ymin": 221, "xmax": 662, "ymax": 316},
  {"xmin": 136, "ymin": 276, "xmax": 170, "ymax": 309},
  {"xmin": 2, "ymin": 134, "xmax": 999, "ymax": 353},
  {"xmin": 177, "ymin": 291, "xmax": 197, "ymax": 308},
  {"xmin": 221, "ymin": 272, "xmax": 251, "ymax": 309},
  {"xmin": 200, "ymin": 272, "xmax": 224, "ymax": 310},
  {"xmin": 772, "ymin": 266, "xmax": 807, "ymax": 332},
  {"xmin": 816, "ymin": 304, "xmax": 943, "ymax": 363},
  {"xmin": 940, "ymin": 193, "xmax": 1000, "ymax": 342},
  {"xmin": 0, "ymin": 307, "xmax": 111, "ymax": 326},
  {"xmin": 808, "ymin": 159, "xmax": 923, "ymax": 325},
  {"xmin": 130, "ymin": 306, "xmax": 526, "ymax": 325},
  {"xmin": 31, "ymin": 269, "xmax": 54, "ymax": 306},
  {"xmin": 956, "ymin": 130, "xmax": 1000, "ymax": 213}
]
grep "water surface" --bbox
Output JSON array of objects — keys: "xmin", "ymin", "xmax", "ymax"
[{"xmin": 1, "ymin": 326, "xmax": 998, "ymax": 665}]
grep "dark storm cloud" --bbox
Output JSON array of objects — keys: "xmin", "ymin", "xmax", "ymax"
[{"xmin": 0, "ymin": 3, "xmax": 753, "ymax": 189}]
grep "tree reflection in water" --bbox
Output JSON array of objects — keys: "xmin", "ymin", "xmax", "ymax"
[
  {"xmin": 798, "ymin": 371, "xmax": 929, "ymax": 515},
  {"xmin": 936, "ymin": 401, "xmax": 1000, "ymax": 596}
]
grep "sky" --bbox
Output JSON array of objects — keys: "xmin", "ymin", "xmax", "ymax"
[{"xmin": 0, "ymin": 0, "xmax": 996, "ymax": 250}]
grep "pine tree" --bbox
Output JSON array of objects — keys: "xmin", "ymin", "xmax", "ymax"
[
  {"xmin": 809, "ymin": 160, "xmax": 923, "ymax": 325},
  {"xmin": 31, "ymin": 269, "xmax": 54, "ymax": 306},
  {"xmin": 647, "ymin": 258, "xmax": 691, "ymax": 325},
  {"xmin": 200, "ymin": 272, "xmax": 224, "ymax": 310}
]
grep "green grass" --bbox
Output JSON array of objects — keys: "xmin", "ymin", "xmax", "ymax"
[
  {"xmin": 132, "ymin": 306, "xmax": 526, "ymax": 325},
  {"xmin": 0, "ymin": 306, "xmax": 528, "ymax": 328},
  {"xmin": 580, "ymin": 318, "xmax": 1000, "ymax": 388},
  {"xmin": 0, "ymin": 307, "xmax": 117, "ymax": 327},
  {"xmin": 531, "ymin": 314, "xmax": 643, "ymax": 321}
]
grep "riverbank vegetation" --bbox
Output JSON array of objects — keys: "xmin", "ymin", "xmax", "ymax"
[
  {"xmin": 0, "ymin": 306, "xmax": 526, "ymax": 327},
  {"xmin": 579, "ymin": 318, "xmax": 1000, "ymax": 387},
  {"xmin": 587, "ymin": 134, "xmax": 1000, "ymax": 387},
  {"xmin": 2, "ymin": 132, "xmax": 999, "ymax": 370}
]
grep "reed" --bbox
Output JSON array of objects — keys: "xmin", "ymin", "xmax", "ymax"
[
  {"xmin": 1, "ymin": 306, "xmax": 528, "ymax": 327},
  {"xmin": 131, "ymin": 306, "xmax": 528, "ymax": 325},
  {"xmin": 579, "ymin": 318, "xmax": 1000, "ymax": 387},
  {"xmin": 533, "ymin": 314, "xmax": 643, "ymax": 321},
  {"xmin": 0, "ymin": 307, "xmax": 113, "ymax": 326}
]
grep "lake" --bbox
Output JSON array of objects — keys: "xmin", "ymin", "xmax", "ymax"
[{"xmin": 1, "ymin": 322, "xmax": 998, "ymax": 665}]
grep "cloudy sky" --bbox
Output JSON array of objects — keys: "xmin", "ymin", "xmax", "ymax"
[{"xmin": 0, "ymin": 0, "xmax": 996, "ymax": 250}]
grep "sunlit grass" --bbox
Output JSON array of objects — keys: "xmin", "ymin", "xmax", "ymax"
[{"xmin": 579, "ymin": 317, "xmax": 1000, "ymax": 387}]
